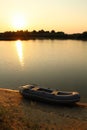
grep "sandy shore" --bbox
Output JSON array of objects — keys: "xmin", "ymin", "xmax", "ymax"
[{"xmin": 0, "ymin": 88, "xmax": 87, "ymax": 130}]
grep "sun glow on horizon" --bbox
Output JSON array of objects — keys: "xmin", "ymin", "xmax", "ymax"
[
  {"xmin": 0, "ymin": 0, "xmax": 87, "ymax": 33},
  {"xmin": 12, "ymin": 14, "xmax": 26, "ymax": 30}
]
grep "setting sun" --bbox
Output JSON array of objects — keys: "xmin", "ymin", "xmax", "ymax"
[
  {"xmin": 0, "ymin": 0, "xmax": 87, "ymax": 33},
  {"xmin": 12, "ymin": 14, "xmax": 26, "ymax": 30}
]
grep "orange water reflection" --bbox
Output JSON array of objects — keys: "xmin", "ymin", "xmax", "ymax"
[{"xmin": 15, "ymin": 40, "xmax": 24, "ymax": 66}]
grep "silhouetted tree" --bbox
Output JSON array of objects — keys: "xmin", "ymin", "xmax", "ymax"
[{"xmin": 0, "ymin": 30, "xmax": 87, "ymax": 40}]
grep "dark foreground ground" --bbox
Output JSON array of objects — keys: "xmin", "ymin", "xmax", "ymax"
[{"xmin": 0, "ymin": 88, "xmax": 87, "ymax": 130}]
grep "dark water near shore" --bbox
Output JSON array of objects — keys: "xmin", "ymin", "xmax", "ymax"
[{"xmin": 0, "ymin": 40, "xmax": 87, "ymax": 102}]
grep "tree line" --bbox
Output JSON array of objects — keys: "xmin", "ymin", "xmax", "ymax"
[{"xmin": 0, "ymin": 30, "xmax": 87, "ymax": 40}]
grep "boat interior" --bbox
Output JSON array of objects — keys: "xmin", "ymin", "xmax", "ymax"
[
  {"xmin": 31, "ymin": 87, "xmax": 59, "ymax": 95},
  {"xmin": 31, "ymin": 87, "xmax": 72, "ymax": 96}
]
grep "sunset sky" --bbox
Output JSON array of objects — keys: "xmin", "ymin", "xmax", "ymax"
[{"xmin": 0, "ymin": 0, "xmax": 87, "ymax": 33}]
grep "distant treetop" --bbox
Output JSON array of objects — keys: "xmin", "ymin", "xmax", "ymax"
[{"xmin": 0, "ymin": 30, "xmax": 87, "ymax": 40}]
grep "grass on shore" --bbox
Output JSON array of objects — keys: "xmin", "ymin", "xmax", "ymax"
[
  {"xmin": 0, "ymin": 106, "xmax": 12, "ymax": 130},
  {"xmin": 0, "ymin": 89, "xmax": 87, "ymax": 130},
  {"xmin": 0, "ymin": 105, "xmax": 49, "ymax": 130}
]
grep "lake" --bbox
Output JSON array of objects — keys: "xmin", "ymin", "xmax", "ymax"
[{"xmin": 0, "ymin": 40, "xmax": 87, "ymax": 103}]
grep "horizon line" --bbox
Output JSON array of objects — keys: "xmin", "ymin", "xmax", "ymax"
[{"xmin": 0, "ymin": 30, "xmax": 87, "ymax": 35}]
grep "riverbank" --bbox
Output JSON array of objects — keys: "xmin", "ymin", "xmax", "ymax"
[
  {"xmin": 0, "ymin": 88, "xmax": 87, "ymax": 130},
  {"xmin": 0, "ymin": 31, "xmax": 87, "ymax": 41}
]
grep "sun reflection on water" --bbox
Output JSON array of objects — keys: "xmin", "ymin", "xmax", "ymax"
[{"xmin": 16, "ymin": 40, "xmax": 24, "ymax": 67}]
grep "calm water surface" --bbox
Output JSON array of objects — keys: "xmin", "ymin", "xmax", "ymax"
[{"xmin": 0, "ymin": 40, "xmax": 87, "ymax": 102}]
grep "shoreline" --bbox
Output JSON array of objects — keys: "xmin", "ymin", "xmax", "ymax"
[
  {"xmin": 0, "ymin": 31, "xmax": 87, "ymax": 41},
  {"xmin": 0, "ymin": 87, "xmax": 87, "ymax": 107},
  {"xmin": 0, "ymin": 87, "xmax": 87, "ymax": 130}
]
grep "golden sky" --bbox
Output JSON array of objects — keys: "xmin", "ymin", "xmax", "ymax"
[{"xmin": 0, "ymin": 0, "xmax": 87, "ymax": 33}]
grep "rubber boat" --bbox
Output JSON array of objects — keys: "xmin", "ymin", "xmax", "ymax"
[{"xmin": 19, "ymin": 84, "xmax": 80, "ymax": 104}]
